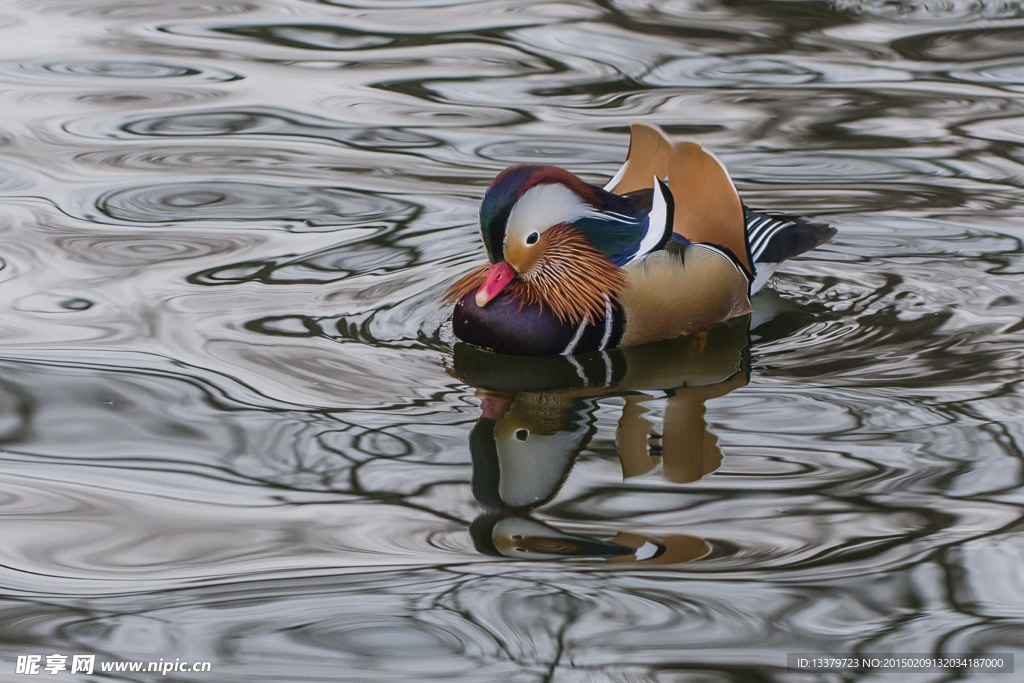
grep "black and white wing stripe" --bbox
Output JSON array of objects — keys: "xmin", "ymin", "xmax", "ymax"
[
  {"xmin": 743, "ymin": 207, "xmax": 837, "ymax": 293},
  {"xmin": 746, "ymin": 212, "xmax": 796, "ymax": 263}
]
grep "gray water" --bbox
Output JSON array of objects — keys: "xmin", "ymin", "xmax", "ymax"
[{"xmin": 0, "ymin": 0, "xmax": 1023, "ymax": 680}]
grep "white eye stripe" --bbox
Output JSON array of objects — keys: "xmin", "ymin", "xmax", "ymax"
[
  {"xmin": 600, "ymin": 211, "xmax": 640, "ymax": 224},
  {"xmin": 505, "ymin": 184, "xmax": 591, "ymax": 249},
  {"xmin": 503, "ymin": 183, "xmax": 643, "ymax": 254}
]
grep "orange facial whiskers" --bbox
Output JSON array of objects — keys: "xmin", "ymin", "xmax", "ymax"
[{"xmin": 443, "ymin": 224, "xmax": 624, "ymax": 325}]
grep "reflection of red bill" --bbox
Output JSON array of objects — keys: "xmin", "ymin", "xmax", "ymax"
[{"xmin": 477, "ymin": 390, "xmax": 512, "ymax": 420}]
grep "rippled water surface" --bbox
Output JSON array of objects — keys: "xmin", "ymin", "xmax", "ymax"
[{"xmin": 1, "ymin": 0, "xmax": 1023, "ymax": 680}]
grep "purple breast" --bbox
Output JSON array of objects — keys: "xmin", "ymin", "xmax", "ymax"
[{"xmin": 452, "ymin": 292, "xmax": 623, "ymax": 356}]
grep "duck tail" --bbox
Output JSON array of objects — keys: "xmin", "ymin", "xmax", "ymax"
[
  {"xmin": 743, "ymin": 208, "xmax": 836, "ymax": 293},
  {"xmin": 744, "ymin": 208, "xmax": 835, "ymax": 265}
]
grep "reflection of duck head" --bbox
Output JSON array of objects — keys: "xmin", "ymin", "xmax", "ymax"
[
  {"xmin": 469, "ymin": 394, "xmax": 593, "ymax": 512},
  {"xmin": 454, "ymin": 319, "xmax": 750, "ymax": 563},
  {"xmin": 470, "ymin": 513, "xmax": 639, "ymax": 560}
]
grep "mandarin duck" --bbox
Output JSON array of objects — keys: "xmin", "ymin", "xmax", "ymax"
[{"xmin": 445, "ymin": 124, "xmax": 836, "ymax": 356}]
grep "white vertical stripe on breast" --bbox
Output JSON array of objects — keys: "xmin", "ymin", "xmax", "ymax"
[
  {"xmin": 599, "ymin": 295, "xmax": 614, "ymax": 350},
  {"xmin": 561, "ymin": 318, "xmax": 589, "ymax": 355}
]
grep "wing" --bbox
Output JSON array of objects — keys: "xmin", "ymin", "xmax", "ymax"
[
  {"xmin": 605, "ymin": 124, "xmax": 751, "ymax": 275},
  {"xmin": 570, "ymin": 178, "xmax": 674, "ymax": 266}
]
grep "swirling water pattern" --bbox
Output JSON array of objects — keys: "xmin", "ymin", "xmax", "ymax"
[{"xmin": 0, "ymin": 0, "xmax": 1022, "ymax": 680}]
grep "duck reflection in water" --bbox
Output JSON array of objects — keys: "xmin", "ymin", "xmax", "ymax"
[{"xmin": 449, "ymin": 317, "xmax": 751, "ymax": 564}]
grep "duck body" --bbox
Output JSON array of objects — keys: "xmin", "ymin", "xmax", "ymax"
[{"xmin": 447, "ymin": 124, "xmax": 835, "ymax": 356}]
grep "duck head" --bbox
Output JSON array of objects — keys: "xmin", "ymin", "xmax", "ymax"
[{"xmin": 444, "ymin": 164, "xmax": 673, "ymax": 325}]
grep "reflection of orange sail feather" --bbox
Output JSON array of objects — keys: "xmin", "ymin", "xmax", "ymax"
[
  {"xmin": 606, "ymin": 123, "xmax": 750, "ymax": 273},
  {"xmin": 617, "ymin": 369, "xmax": 746, "ymax": 483}
]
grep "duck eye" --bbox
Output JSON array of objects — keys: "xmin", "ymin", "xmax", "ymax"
[
  {"xmin": 515, "ymin": 429, "xmax": 529, "ymax": 442},
  {"xmin": 525, "ymin": 231, "xmax": 539, "ymax": 245}
]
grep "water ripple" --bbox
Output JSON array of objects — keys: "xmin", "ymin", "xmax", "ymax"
[
  {"xmin": 0, "ymin": 58, "xmax": 242, "ymax": 83},
  {"xmin": 55, "ymin": 232, "xmax": 244, "ymax": 266},
  {"xmin": 1, "ymin": 0, "xmax": 1023, "ymax": 679},
  {"xmin": 96, "ymin": 181, "xmax": 417, "ymax": 229},
  {"xmin": 66, "ymin": 107, "xmax": 444, "ymax": 151}
]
